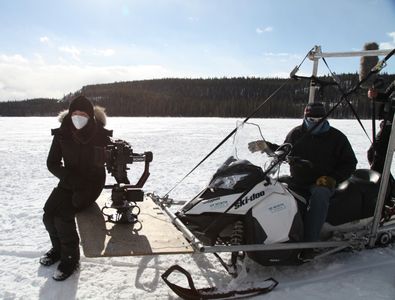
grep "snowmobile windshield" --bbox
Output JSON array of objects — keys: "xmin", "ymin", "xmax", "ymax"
[
  {"xmin": 232, "ymin": 122, "xmax": 267, "ymax": 163},
  {"xmin": 206, "ymin": 122, "xmax": 273, "ymax": 191},
  {"xmin": 230, "ymin": 121, "xmax": 290, "ymax": 177}
]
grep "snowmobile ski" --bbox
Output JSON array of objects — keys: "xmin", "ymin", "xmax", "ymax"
[{"xmin": 161, "ymin": 264, "xmax": 278, "ymax": 299}]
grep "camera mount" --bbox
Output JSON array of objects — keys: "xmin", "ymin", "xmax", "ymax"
[{"xmin": 102, "ymin": 139, "xmax": 153, "ymax": 224}]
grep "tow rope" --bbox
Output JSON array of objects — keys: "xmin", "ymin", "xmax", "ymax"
[
  {"xmin": 162, "ymin": 264, "xmax": 278, "ymax": 299},
  {"xmin": 163, "ymin": 81, "xmax": 287, "ymax": 197},
  {"xmin": 321, "ymin": 57, "xmax": 372, "ymax": 143},
  {"xmin": 320, "ymin": 47, "xmax": 395, "ymax": 142}
]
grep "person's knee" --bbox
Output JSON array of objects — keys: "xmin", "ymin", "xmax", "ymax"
[
  {"xmin": 310, "ymin": 186, "xmax": 333, "ymax": 198},
  {"xmin": 308, "ymin": 186, "xmax": 333, "ymax": 211},
  {"xmin": 72, "ymin": 191, "xmax": 97, "ymax": 211}
]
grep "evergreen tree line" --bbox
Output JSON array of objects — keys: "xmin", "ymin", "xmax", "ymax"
[{"xmin": 0, "ymin": 74, "xmax": 394, "ymax": 118}]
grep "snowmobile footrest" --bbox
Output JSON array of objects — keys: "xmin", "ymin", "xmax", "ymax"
[{"xmin": 161, "ymin": 264, "xmax": 278, "ymax": 299}]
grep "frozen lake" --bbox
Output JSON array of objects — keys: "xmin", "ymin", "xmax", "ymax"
[{"xmin": 0, "ymin": 116, "xmax": 394, "ymax": 300}]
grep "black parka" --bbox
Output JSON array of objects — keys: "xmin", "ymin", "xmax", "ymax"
[
  {"xmin": 46, "ymin": 107, "xmax": 112, "ymax": 210},
  {"xmin": 376, "ymin": 80, "xmax": 395, "ymax": 121},
  {"xmin": 282, "ymin": 122, "xmax": 357, "ymax": 187}
]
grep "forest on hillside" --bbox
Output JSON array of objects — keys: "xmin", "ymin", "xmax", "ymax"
[{"xmin": 0, "ymin": 74, "xmax": 394, "ymax": 118}]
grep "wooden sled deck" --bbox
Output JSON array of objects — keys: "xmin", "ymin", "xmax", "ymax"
[{"xmin": 76, "ymin": 194, "xmax": 194, "ymax": 257}]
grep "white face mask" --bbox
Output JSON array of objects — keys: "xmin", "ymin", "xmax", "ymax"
[{"xmin": 71, "ymin": 115, "xmax": 89, "ymax": 130}]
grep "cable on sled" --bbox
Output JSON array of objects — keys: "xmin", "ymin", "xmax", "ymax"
[
  {"xmin": 163, "ymin": 48, "xmax": 315, "ymax": 198},
  {"xmin": 288, "ymin": 46, "xmax": 395, "ymax": 151}
]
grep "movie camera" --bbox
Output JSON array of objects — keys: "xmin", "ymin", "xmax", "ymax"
[{"xmin": 102, "ymin": 139, "xmax": 153, "ymax": 224}]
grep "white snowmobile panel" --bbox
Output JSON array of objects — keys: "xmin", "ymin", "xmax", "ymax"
[
  {"xmin": 227, "ymin": 180, "xmax": 291, "ymax": 215},
  {"xmin": 251, "ymin": 185, "xmax": 298, "ymax": 244}
]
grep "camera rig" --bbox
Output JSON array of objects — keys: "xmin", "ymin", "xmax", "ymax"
[{"xmin": 102, "ymin": 139, "xmax": 153, "ymax": 224}]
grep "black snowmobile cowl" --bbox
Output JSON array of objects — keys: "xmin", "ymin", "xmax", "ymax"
[
  {"xmin": 179, "ymin": 158, "xmax": 266, "ymax": 213},
  {"xmin": 208, "ymin": 158, "xmax": 266, "ymax": 190}
]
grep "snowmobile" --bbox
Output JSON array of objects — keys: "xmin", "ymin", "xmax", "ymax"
[
  {"xmin": 148, "ymin": 120, "xmax": 395, "ymax": 299},
  {"xmin": 151, "ymin": 121, "xmax": 395, "ymax": 257},
  {"xmin": 147, "ymin": 46, "xmax": 395, "ymax": 299}
]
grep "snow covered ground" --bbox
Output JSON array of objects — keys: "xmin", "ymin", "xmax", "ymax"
[{"xmin": 0, "ymin": 116, "xmax": 394, "ymax": 299}]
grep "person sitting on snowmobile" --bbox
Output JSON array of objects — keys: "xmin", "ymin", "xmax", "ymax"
[
  {"xmin": 40, "ymin": 95, "xmax": 112, "ymax": 281},
  {"xmin": 367, "ymin": 79, "xmax": 395, "ymax": 174},
  {"xmin": 249, "ymin": 102, "xmax": 357, "ymax": 242}
]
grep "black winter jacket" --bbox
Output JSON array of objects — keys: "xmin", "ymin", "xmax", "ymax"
[
  {"xmin": 376, "ymin": 80, "xmax": 395, "ymax": 122},
  {"xmin": 281, "ymin": 123, "xmax": 357, "ymax": 187},
  {"xmin": 47, "ymin": 107, "xmax": 112, "ymax": 209}
]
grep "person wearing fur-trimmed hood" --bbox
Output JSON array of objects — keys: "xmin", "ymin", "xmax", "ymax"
[{"xmin": 40, "ymin": 95, "xmax": 112, "ymax": 281}]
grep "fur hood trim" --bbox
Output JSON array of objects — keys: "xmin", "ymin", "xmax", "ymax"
[{"xmin": 58, "ymin": 106, "xmax": 107, "ymax": 126}]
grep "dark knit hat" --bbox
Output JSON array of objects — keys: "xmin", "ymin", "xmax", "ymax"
[
  {"xmin": 304, "ymin": 102, "xmax": 326, "ymax": 118},
  {"xmin": 69, "ymin": 95, "xmax": 94, "ymax": 118}
]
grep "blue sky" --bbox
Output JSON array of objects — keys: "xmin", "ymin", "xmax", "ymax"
[{"xmin": 0, "ymin": 0, "xmax": 394, "ymax": 101}]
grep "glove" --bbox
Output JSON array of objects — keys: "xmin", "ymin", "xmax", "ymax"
[
  {"xmin": 367, "ymin": 88, "xmax": 378, "ymax": 100},
  {"xmin": 248, "ymin": 140, "xmax": 269, "ymax": 153},
  {"xmin": 315, "ymin": 176, "xmax": 336, "ymax": 189}
]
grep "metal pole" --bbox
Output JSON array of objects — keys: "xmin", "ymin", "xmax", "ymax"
[
  {"xmin": 306, "ymin": 47, "xmax": 392, "ymax": 104},
  {"xmin": 316, "ymin": 49, "xmax": 392, "ymax": 58},
  {"xmin": 149, "ymin": 196, "xmax": 205, "ymax": 251},
  {"xmin": 308, "ymin": 45, "xmax": 321, "ymax": 103},
  {"xmin": 201, "ymin": 240, "xmax": 351, "ymax": 253},
  {"xmin": 368, "ymin": 114, "xmax": 395, "ymax": 247}
]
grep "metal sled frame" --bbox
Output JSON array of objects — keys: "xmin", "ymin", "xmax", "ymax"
[
  {"xmin": 151, "ymin": 46, "xmax": 395, "ymax": 259},
  {"xmin": 308, "ymin": 46, "xmax": 395, "ymax": 248}
]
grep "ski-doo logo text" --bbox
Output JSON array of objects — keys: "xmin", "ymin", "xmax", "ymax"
[{"xmin": 234, "ymin": 191, "xmax": 265, "ymax": 209}]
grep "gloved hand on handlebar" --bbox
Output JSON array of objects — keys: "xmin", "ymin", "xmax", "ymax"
[
  {"xmin": 248, "ymin": 140, "xmax": 270, "ymax": 153},
  {"xmin": 315, "ymin": 176, "xmax": 336, "ymax": 189}
]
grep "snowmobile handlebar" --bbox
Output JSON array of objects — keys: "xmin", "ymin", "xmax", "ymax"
[
  {"xmin": 287, "ymin": 156, "xmax": 313, "ymax": 168},
  {"xmin": 262, "ymin": 143, "xmax": 313, "ymax": 176}
]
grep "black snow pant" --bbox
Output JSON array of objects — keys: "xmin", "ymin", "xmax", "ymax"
[
  {"xmin": 43, "ymin": 187, "xmax": 80, "ymax": 263},
  {"xmin": 368, "ymin": 121, "xmax": 392, "ymax": 174},
  {"xmin": 367, "ymin": 121, "xmax": 395, "ymax": 203}
]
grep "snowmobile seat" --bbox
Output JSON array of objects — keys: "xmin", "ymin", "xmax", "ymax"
[
  {"xmin": 326, "ymin": 169, "xmax": 380, "ymax": 226},
  {"xmin": 349, "ymin": 169, "xmax": 380, "ymax": 185}
]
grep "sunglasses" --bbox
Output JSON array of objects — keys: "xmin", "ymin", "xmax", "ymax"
[{"xmin": 307, "ymin": 117, "xmax": 322, "ymax": 122}]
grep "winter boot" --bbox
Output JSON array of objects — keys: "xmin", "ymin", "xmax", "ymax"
[
  {"xmin": 39, "ymin": 248, "xmax": 60, "ymax": 266},
  {"xmin": 52, "ymin": 257, "xmax": 79, "ymax": 281}
]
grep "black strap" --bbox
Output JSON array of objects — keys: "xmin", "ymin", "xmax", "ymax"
[
  {"xmin": 161, "ymin": 264, "xmax": 278, "ymax": 300},
  {"xmin": 163, "ymin": 48, "xmax": 316, "ymax": 197},
  {"xmin": 371, "ymin": 48, "xmax": 395, "ymax": 74},
  {"xmin": 212, "ymin": 252, "xmax": 231, "ymax": 273},
  {"xmin": 321, "ymin": 57, "xmax": 372, "ymax": 143}
]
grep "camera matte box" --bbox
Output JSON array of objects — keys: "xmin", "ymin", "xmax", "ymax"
[{"xmin": 76, "ymin": 193, "xmax": 193, "ymax": 257}]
